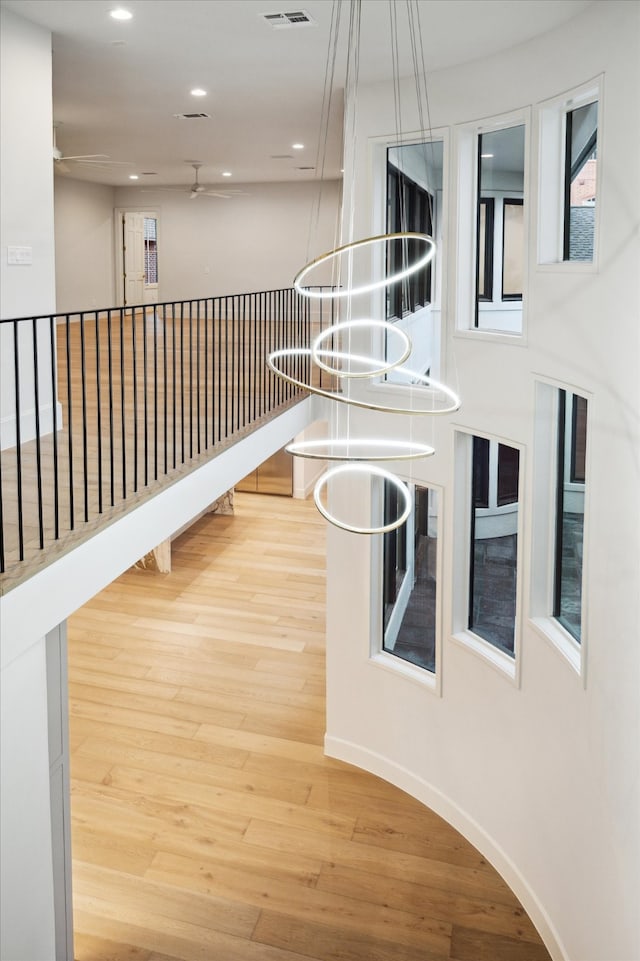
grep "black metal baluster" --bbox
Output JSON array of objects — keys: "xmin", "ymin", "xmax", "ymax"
[
  {"xmin": 107, "ymin": 311, "xmax": 114, "ymax": 507},
  {"xmin": 188, "ymin": 301, "xmax": 193, "ymax": 459},
  {"xmin": 79, "ymin": 313, "xmax": 89, "ymax": 522},
  {"xmin": 95, "ymin": 312, "xmax": 104, "ymax": 511},
  {"xmin": 119, "ymin": 308, "xmax": 126, "ymax": 499},
  {"xmin": 196, "ymin": 300, "xmax": 201, "ymax": 454},
  {"xmin": 31, "ymin": 318, "xmax": 44, "ymax": 549},
  {"xmin": 12, "ymin": 321, "xmax": 25, "ymax": 559},
  {"xmin": 66, "ymin": 315, "xmax": 74, "ymax": 528},
  {"xmin": 163, "ymin": 304, "xmax": 168, "ymax": 474},
  {"xmin": 217, "ymin": 300, "xmax": 222, "ymax": 444},
  {"xmin": 49, "ymin": 317, "xmax": 59, "ymax": 538},
  {"xmin": 131, "ymin": 305, "xmax": 138, "ymax": 493},
  {"xmin": 180, "ymin": 301, "xmax": 185, "ymax": 463},
  {"xmin": 250, "ymin": 293, "xmax": 256, "ymax": 423},
  {"xmin": 143, "ymin": 305, "xmax": 149, "ymax": 484},
  {"xmin": 204, "ymin": 299, "xmax": 209, "ymax": 450},
  {"xmin": 153, "ymin": 306, "xmax": 158, "ymax": 480},
  {"xmin": 231, "ymin": 296, "xmax": 237, "ymax": 433},
  {"xmin": 224, "ymin": 297, "xmax": 229, "ymax": 439},
  {"xmin": 172, "ymin": 304, "xmax": 177, "ymax": 469}
]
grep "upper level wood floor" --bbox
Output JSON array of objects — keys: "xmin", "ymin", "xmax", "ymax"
[{"xmin": 68, "ymin": 491, "xmax": 552, "ymax": 961}]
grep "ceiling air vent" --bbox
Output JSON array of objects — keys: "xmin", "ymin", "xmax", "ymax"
[
  {"xmin": 261, "ymin": 10, "xmax": 316, "ymax": 29},
  {"xmin": 173, "ymin": 113, "xmax": 211, "ymax": 120}
]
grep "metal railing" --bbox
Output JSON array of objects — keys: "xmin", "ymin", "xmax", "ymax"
[{"xmin": 0, "ymin": 287, "xmax": 337, "ymax": 579}]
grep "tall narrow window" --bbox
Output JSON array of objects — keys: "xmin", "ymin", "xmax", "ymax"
[
  {"xmin": 469, "ymin": 438, "xmax": 520, "ymax": 656},
  {"xmin": 383, "ymin": 484, "xmax": 438, "ymax": 673},
  {"xmin": 475, "ymin": 125, "xmax": 525, "ymax": 332},
  {"xmin": 564, "ymin": 101, "xmax": 597, "ymax": 262},
  {"xmin": 386, "ymin": 141, "xmax": 442, "ymax": 320},
  {"xmin": 554, "ymin": 391, "xmax": 587, "ymax": 641}
]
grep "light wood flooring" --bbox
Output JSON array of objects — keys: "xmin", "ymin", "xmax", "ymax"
[{"xmin": 68, "ymin": 492, "xmax": 551, "ymax": 961}]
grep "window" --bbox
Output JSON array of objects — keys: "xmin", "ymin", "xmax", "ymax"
[
  {"xmin": 469, "ymin": 438, "xmax": 520, "ymax": 657},
  {"xmin": 563, "ymin": 101, "xmax": 598, "ymax": 262},
  {"xmin": 386, "ymin": 164, "xmax": 433, "ymax": 318},
  {"xmin": 475, "ymin": 125, "xmax": 525, "ymax": 332},
  {"xmin": 554, "ymin": 391, "xmax": 587, "ymax": 641},
  {"xmin": 382, "ymin": 484, "xmax": 438, "ymax": 673},
  {"xmin": 386, "ymin": 141, "xmax": 442, "ymax": 321}
]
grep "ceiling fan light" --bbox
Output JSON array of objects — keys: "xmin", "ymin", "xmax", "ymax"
[
  {"xmin": 110, "ymin": 8, "xmax": 133, "ymax": 21},
  {"xmin": 190, "ymin": 88, "xmax": 207, "ymax": 97}
]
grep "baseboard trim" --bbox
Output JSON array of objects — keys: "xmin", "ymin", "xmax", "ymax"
[{"xmin": 324, "ymin": 733, "xmax": 567, "ymax": 961}]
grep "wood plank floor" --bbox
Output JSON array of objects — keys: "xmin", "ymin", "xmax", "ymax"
[{"xmin": 68, "ymin": 492, "xmax": 551, "ymax": 961}]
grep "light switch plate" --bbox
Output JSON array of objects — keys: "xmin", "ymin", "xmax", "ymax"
[{"xmin": 7, "ymin": 245, "xmax": 33, "ymax": 265}]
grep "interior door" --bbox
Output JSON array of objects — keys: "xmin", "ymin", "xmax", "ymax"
[{"xmin": 122, "ymin": 212, "xmax": 145, "ymax": 306}]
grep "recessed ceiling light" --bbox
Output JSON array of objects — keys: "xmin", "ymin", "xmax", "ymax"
[
  {"xmin": 292, "ymin": 143, "xmax": 304, "ymax": 150},
  {"xmin": 191, "ymin": 88, "xmax": 207, "ymax": 97},
  {"xmin": 222, "ymin": 171, "xmax": 232, "ymax": 177},
  {"xmin": 481, "ymin": 153, "xmax": 494, "ymax": 159},
  {"xmin": 110, "ymin": 8, "xmax": 133, "ymax": 20},
  {"xmin": 129, "ymin": 174, "xmax": 139, "ymax": 180}
]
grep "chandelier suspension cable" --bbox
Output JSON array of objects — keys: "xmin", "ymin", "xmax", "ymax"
[
  {"xmin": 306, "ymin": 0, "xmax": 343, "ymax": 267},
  {"xmin": 270, "ymin": 0, "xmax": 460, "ymax": 534}
]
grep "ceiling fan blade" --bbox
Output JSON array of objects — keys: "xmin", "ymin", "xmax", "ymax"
[
  {"xmin": 189, "ymin": 190, "xmax": 200, "ymax": 200},
  {"xmin": 58, "ymin": 154, "xmax": 110, "ymax": 161}
]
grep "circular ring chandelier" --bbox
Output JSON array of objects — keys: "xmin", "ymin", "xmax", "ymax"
[
  {"xmin": 294, "ymin": 232, "xmax": 435, "ymax": 299},
  {"xmin": 312, "ymin": 319, "xmax": 411, "ymax": 378},
  {"xmin": 313, "ymin": 463, "xmax": 413, "ymax": 535}
]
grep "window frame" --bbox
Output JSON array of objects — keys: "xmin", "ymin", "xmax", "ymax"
[
  {"xmin": 537, "ymin": 77, "xmax": 602, "ymax": 269},
  {"xmin": 529, "ymin": 379, "xmax": 591, "ymax": 681},
  {"xmin": 451, "ymin": 429, "xmax": 524, "ymax": 684},
  {"xmin": 386, "ymin": 160, "xmax": 434, "ymax": 320}
]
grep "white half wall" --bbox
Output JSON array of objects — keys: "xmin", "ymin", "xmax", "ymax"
[{"xmin": 54, "ymin": 176, "xmax": 116, "ymax": 313}]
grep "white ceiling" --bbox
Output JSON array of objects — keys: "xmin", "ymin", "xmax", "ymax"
[{"xmin": 2, "ymin": 0, "xmax": 593, "ymax": 187}]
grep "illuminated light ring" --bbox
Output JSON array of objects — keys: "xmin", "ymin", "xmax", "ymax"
[
  {"xmin": 267, "ymin": 348, "xmax": 461, "ymax": 415},
  {"xmin": 286, "ymin": 437, "xmax": 435, "ymax": 461},
  {"xmin": 294, "ymin": 232, "xmax": 435, "ymax": 299},
  {"xmin": 311, "ymin": 319, "xmax": 411, "ymax": 379},
  {"xmin": 314, "ymin": 463, "xmax": 412, "ymax": 535}
]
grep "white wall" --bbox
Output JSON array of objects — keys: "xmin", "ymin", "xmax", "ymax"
[
  {"xmin": 0, "ymin": 12, "xmax": 57, "ymax": 957},
  {"xmin": 54, "ymin": 176, "xmax": 116, "ymax": 312},
  {"xmin": 325, "ymin": 4, "xmax": 640, "ymax": 961},
  {"xmin": 0, "ymin": 7, "xmax": 56, "ymax": 449},
  {"xmin": 113, "ymin": 179, "xmax": 342, "ymax": 302}
]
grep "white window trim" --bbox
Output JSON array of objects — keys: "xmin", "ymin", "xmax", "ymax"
[
  {"xmin": 536, "ymin": 76, "xmax": 603, "ymax": 269},
  {"xmin": 451, "ymin": 427, "xmax": 525, "ymax": 686},
  {"xmin": 453, "ymin": 108, "xmax": 530, "ymax": 343},
  {"xmin": 529, "ymin": 377, "xmax": 591, "ymax": 685},
  {"xmin": 369, "ymin": 477, "xmax": 444, "ymax": 697}
]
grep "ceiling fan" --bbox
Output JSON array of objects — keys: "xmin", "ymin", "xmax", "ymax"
[
  {"xmin": 154, "ymin": 163, "xmax": 245, "ymax": 200},
  {"xmin": 52, "ymin": 124, "xmax": 133, "ymax": 173}
]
